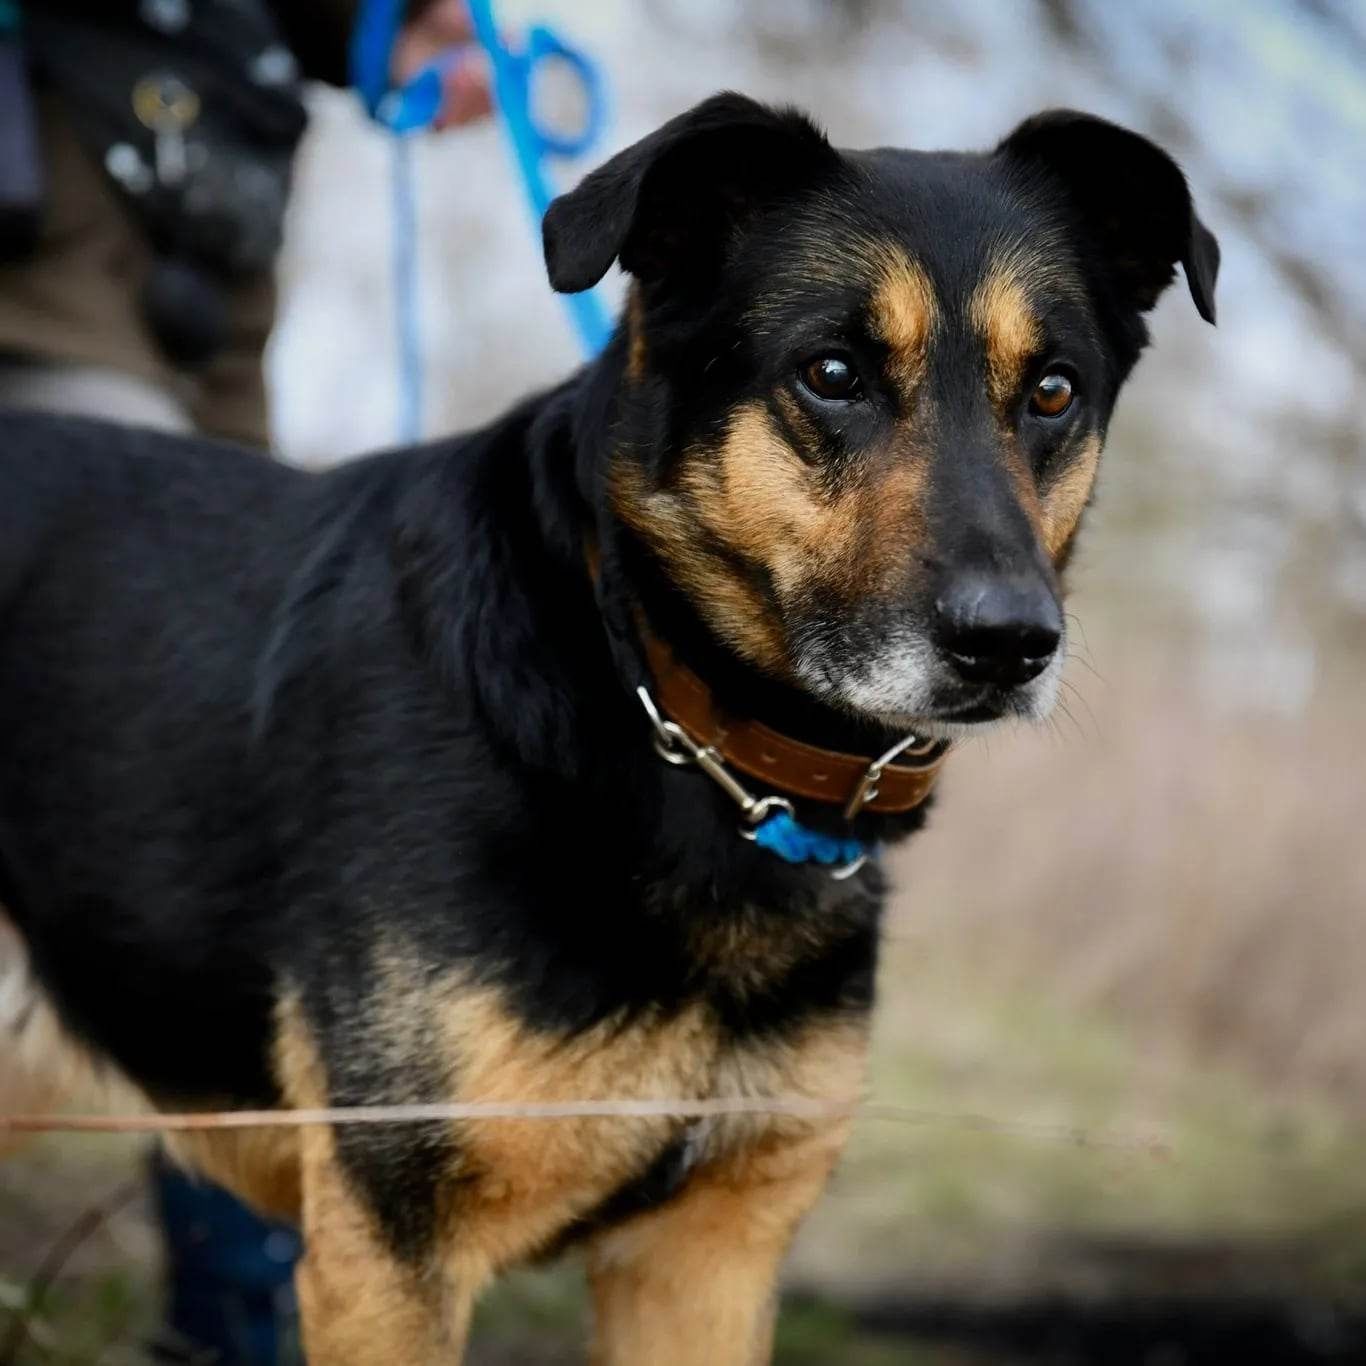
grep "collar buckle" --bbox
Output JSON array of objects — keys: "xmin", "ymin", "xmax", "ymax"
[
  {"xmin": 638, "ymin": 684, "xmax": 871, "ymax": 881},
  {"xmin": 638, "ymin": 685, "xmax": 792, "ymax": 829},
  {"xmin": 842, "ymin": 732, "xmax": 941, "ymax": 821}
]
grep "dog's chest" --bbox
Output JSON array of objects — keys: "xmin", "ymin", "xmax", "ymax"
[{"xmin": 437, "ymin": 981, "xmax": 869, "ymax": 1265}]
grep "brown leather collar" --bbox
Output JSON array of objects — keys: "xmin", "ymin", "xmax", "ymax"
[
  {"xmin": 585, "ymin": 540, "xmax": 948, "ymax": 817},
  {"xmin": 640, "ymin": 631, "xmax": 948, "ymax": 819}
]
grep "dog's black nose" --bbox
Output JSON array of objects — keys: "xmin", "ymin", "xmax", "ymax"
[{"xmin": 934, "ymin": 575, "xmax": 1063, "ymax": 687}]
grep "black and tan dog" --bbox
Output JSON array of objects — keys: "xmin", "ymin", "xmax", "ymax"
[{"xmin": 0, "ymin": 95, "xmax": 1216, "ymax": 1362}]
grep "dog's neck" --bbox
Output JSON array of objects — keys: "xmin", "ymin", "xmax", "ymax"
[
  {"xmin": 397, "ymin": 362, "xmax": 935, "ymax": 896},
  {"xmin": 556, "ymin": 337, "xmax": 919, "ymax": 765},
  {"xmin": 618, "ymin": 534, "xmax": 913, "ymax": 759},
  {"xmin": 501, "ymin": 346, "xmax": 944, "ymax": 842}
]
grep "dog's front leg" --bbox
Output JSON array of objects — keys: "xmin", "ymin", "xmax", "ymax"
[
  {"xmin": 585, "ymin": 1117, "xmax": 851, "ymax": 1366},
  {"xmin": 293, "ymin": 1124, "xmax": 477, "ymax": 1365}
]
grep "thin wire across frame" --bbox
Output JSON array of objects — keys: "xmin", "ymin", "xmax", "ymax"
[{"xmin": 0, "ymin": 1096, "xmax": 1175, "ymax": 1156}]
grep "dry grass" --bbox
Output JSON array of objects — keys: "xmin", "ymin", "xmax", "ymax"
[
  {"xmin": 781, "ymin": 624, "xmax": 1366, "ymax": 1299},
  {"xmin": 885, "ymin": 623, "xmax": 1366, "ymax": 1110}
]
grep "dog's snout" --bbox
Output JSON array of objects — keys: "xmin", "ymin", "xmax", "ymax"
[{"xmin": 934, "ymin": 574, "xmax": 1062, "ymax": 687}]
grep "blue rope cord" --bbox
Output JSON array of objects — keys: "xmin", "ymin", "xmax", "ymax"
[
  {"xmin": 352, "ymin": 0, "xmax": 612, "ymax": 445},
  {"xmin": 751, "ymin": 810, "xmax": 868, "ymax": 869},
  {"xmin": 390, "ymin": 133, "xmax": 423, "ymax": 443},
  {"xmin": 463, "ymin": 0, "xmax": 612, "ymax": 357}
]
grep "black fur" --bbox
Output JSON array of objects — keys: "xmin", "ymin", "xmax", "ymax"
[{"xmin": 0, "ymin": 93, "xmax": 1216, "ymax": 1263}]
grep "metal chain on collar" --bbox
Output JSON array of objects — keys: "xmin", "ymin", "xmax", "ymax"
[{"xmin": 637, "ymin": 684, "xmax": 796, "ymax": 830}]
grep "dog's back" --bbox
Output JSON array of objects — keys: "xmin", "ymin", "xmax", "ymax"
[
  {"xmin": 0, "ymin": 413, "xmax": 315, "ymax": 1107},
  {"xmin": 0, "ymin": 410, "xmax": 72, "ymax": 612},
  {"xmin": 0, "ymin": 411, "xmax": 293, "ymax": 623},
  {"xmin": 0, "ymin": 409, "xmax": 507, "ymax": 1114},
  {"xmin": 0, "ymin": 416, "xmax": 185, "ymax": 1118}
]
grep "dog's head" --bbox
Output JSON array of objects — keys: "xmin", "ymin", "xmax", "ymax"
[{"xmin": 544, "ymin": 94, "xmax": 1218, "ymax": 735}]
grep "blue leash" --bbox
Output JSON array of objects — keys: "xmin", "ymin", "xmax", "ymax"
[
  {"xmin": 462, "ymin": 0, "xmax": 613, "ymax": 357},
  {"xmin": 351, "ymin": 0, "xmax": 611, "ymax": 441},
  {"xmin": 389, "ymin": 135, "xmax": 423, "ymax": 443}
]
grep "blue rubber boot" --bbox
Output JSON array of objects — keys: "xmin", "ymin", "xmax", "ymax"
[{"xmin": 150, "ymin": 1146, "xmax": 304, "ymax": 1364}]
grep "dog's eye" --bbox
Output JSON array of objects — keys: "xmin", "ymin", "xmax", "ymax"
[
  {"xmin": 799, "ymin": 354, "xmax": 863, "ymax": 402},
  {"xmin": 1030, "ymin": 372, "xmax": 1074, "ymax": 418}
]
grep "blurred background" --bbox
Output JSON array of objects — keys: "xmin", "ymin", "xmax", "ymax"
[{"xmin": 3, "ymin": 0, "xmax": 1364, "ymax": 1361}]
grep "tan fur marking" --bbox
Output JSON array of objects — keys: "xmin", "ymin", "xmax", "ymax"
[
  {"xmin": 612, "ymin": 398, "xmax": 934, "ymax": 675},
  {"xmin": 868, "ymin": 247, "xmax": 938, "ymax": 387},
  {"xmin": 698, "ymin": 405, "xmax": 831, "ymax": 595},
  {"xmin": 167, "ymin": 1128, "xmax": 302, "ymax": 1223},
  {"xmin": 274, "ymin": 987, "xmax": 329, "ymax": 1109},
  {"xmin": 0, "ymin": 913, "xmax": 150, "ymax": 1153},
  {"xmin": 273, "ymin": 991, "xmax": 470, "ymax": 1364},
  {"xmin": 611, "ymin": 432, "xmax": 790, "ymax": 674},
  {"xmin": 1041, "ymin": 432, "xmax": 1102, "ymax": 560},
  {"xmin": 436, "ymin": 986, "xmax": 717, "ymax": 1282},
  {"xmin": 702, "ymin": 406, "xmax": 930, "ymax": 606},
  {"xmin": 586, "ymin": 1019, "xmax": 867, "ymax": 1365},
  {"xmin": 611, "ymin": 460, "xmax": 782, "ymax": 671},
  {"xmin": 295, "ymin": 1119, "xmax": 468, "ymax": 1364},
  {"xmin": 865, "ymin": 455, "xmax": 929, "ymax": 578},
  {"xmin": 971, "ymin": 260, "xmax": 1043, "ymax": 408}
]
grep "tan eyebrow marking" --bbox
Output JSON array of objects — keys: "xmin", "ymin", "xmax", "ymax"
[
  {"xmin": 867, "ymin": 246, "xmax": 938, "ymax": 389},
  {"xmin": 970, "ymin": 257, "xmax": 1044, "ymax": 407}
]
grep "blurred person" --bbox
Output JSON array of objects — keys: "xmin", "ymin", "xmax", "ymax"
[
  {"xmin": 0, "ymin": 2, "xmax": 491, "ymax": 1361},
  {"xmin": 0, "ymin": 0, "xmax": 490, "ymax": 442}
]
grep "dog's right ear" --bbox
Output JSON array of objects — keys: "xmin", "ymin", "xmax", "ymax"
[
  {"xmin": 542, "ymin": 92, "xmax": 837, "ymax": 294},
  {"xmin": 997, "ymin": 110, "xmax": 1219, "ymax": 324}
]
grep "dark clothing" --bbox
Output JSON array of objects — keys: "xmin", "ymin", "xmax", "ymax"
[
  {"xmin": 0, "ymin": 88, "xmax": 277, "ymax": 444},
  {"xmin": 0, "ymin": 0, "xmax": 417, "ymax": 443}
]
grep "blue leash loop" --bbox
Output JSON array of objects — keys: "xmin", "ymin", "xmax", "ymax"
[
  {"xmin": 351, "ymin": 0, "xmax": 611, "ymax": 441},
  {"xmin": 751, "ymin": 810, "xmax": 868, "ymax": 870},
  {"xmin": 638, "ymin": 687, "xmax": 874, "ymax": 877}
]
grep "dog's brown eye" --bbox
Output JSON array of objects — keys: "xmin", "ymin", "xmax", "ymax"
[
  {"xmin": 1030, "ymin": 372, "xmax": 1074, "ymax": 418},
  {"xmin": 799, "ymin": 354, "xmax": 862, "ymax": 402}
]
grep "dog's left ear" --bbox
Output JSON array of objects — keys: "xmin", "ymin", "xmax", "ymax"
[
  {"xmin": 543, "ymin": 92, "xmax": 838, "ymax": 295},
  {"xmin": 998, "ymin": 110, "xmax": 1219, "ymax": 324}
]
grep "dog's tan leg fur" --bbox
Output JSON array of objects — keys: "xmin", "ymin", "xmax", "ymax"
[
  {"xmin": 585, "ymin": 1117, "xmax": 850, "ymax": 1366},
  {"xmin": 273, "ymin": 992, "xmax": 476, "ymax": 1363},
  {"xmin": 294, "ymin": 1122, "xmax": 477, "ymax": 1365},
  {"xmin": 585, "ymin": 1018, "xmax": 866, "ymax": 1366}
]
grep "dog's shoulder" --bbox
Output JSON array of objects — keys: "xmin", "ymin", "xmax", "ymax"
[{"xmin": 0, "ymin": 406, "xmax": 281, "ymax": 484}]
